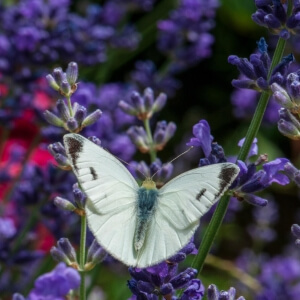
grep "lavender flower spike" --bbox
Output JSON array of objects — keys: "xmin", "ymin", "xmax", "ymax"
[
  {"xmin": 229, "ymin": 38, "xmax": 293, "ymax": 91},
  {"xmin": 119, "ymin": 87, "xmax": 167, "ymax": 120},
  {"xmin": 253, "ymin": 0, "xmax": 300, "ymax": 38}
]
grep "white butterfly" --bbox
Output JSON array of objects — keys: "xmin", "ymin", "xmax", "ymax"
[{"xmin": 63, "ymin": 133, "xmax": 239, "ymax": 268}]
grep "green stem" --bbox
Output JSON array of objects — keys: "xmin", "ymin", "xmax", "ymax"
[
  {"xmin": 79, "ymin": 214, "xmax": 87, "ymax": 300},
  {"xmin": 66, "ymin": 96, "xmax": 73, "ymax": 117},
  {"xmin": 192, "ymin": 37, "xmax": 287, "ymax": 274},
  {"xmin": 144, "ymin": 119, "xmax": 156, "ymax": 162}
]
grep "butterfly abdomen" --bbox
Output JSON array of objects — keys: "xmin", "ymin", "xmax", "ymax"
[{"xmin": 134, "ymin": 187, "xmax": 158, "ymax": 251}]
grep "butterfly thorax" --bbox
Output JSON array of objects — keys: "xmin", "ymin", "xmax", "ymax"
[
  {"xmin": 141, "ymin": 178, "xmax": 156, "ymax": 189},
  {"xmin": 134, "ymin": 185, "xmax": 158, "ymax": 252}
]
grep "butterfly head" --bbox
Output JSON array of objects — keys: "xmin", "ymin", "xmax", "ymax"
[{"xmin": 141, "ymin": 178, "xmax": 156, "ymax": 190}]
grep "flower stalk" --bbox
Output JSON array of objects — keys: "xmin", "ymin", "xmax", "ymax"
[{"xmin": 193, "ymin": 36, "xmax": 287, "ymax": 273}]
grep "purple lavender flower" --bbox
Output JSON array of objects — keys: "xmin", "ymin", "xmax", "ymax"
[
  {"xmin": 26, "ymin": 262, "xmax": 80, "ymax": 299},
  {"xmin": 187, "ymin": 120, "xmax": 213, "ymax": 157},
  {"xmin": 228, "ymin": 38, "xmax": 294, "ymax": 91},
  {"xmin": 157, "ymin": 0, "xmax": 219, "ymax": 71},
  {"xmin": 119, "ymin": 87, "xmax": 167, "ymax": 120},
  {"xmin": 207, "ymin": 284, "xmax": 245, "ymax": 300},
  {"xmin": 252, "ymin": 0, "xmax": 300, "ymax": 39},
  {"xmin": 127, "ymin": 240, "xmax": 204, "ymax": 299}
]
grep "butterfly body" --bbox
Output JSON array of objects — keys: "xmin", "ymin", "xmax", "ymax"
[
  {"xmin": 135, "ymin": 185, "xmax": 158, "ymax": 251},
  {"xmin": 63, "ymin": 133, "xmax": 239, "ymax": 267}
]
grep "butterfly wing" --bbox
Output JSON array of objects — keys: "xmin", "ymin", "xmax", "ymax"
[
  {"xmin": 135, "ymin": 163, "xmax": 239, "ymax": 267},
  {"xmin": 63, "ymin": 133, "xmax": 140, "ymax": 266}
]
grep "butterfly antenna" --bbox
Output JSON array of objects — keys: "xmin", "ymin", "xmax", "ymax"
[{"xmin": 150, "ymin": 146, "xmax": 194, "ymax": 180}]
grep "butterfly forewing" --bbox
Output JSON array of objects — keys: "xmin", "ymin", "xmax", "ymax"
[{"xmin": 64, "ymin": 134, "xmax": 139, "ymax": 265}]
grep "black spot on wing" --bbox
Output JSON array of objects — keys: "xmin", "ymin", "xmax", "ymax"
[
  {"xmin": 216, "ymin": 165, "xmax": 238, "ymax": 197},
  {"xmin": 90, "ymin": 167, "xmax": 98, "ymax": 180},
  {"xmin": 196, "ymin": 188, "xmax": 207, "ymax": 201},
  {"xmin": 65, "ymin": 136, "xmax": 84, "ymax": 172}
]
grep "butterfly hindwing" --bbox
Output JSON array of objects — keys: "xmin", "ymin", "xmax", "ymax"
[{"xmin": 135, "ymin": 163, "xmax": 239, "ymax": 267}]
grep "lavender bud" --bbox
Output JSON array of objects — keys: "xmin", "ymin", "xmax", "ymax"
[
  {"xmin": 66, "ymin": 62, "xmax": 78, "ymax": 85},
  {"xmin": 154, "ymin": 121, "xmax": 176, "ymax": 150},
  {"xmin": 73, "ymin": 188, "xmax": 86, "ymax": 208},
  {"xmin": 51, "ymin": 142, "xmax": 66, "ymax": 155},
  {"xmin": 61, "ymin": 80, "xmax": 71, "ymax": 96},
  {"xmin": 271, "ymin": 83, "xmax": 293, "ymax": 108},
  {"xmin": 86, "ymin": 240, "xmax": 107, "ymax": 269},
  {"xmin": 67, "ymin": 117, "xmax": 78, "ymax": 132},
  {"xmin": 143, "ymin": 87, "xmax": 154, "ymax": 111},
  {"xmin": 278, "ymin": 119, "xmax": 300, "ymax": 140},
  {"xmin": 152, "ymin": 92, "xmax": 167, "ymax": 112},
  {"xmin": 168, "ymin": 252, "xmax": 186, "ymax": 263},
  {"xmin": 219, "ymin": 291, "xmax": 230, "ymax": 300},
  {"xmin": 207, "ymin": 284, "xmax": 219, "ymax": 300},
  {"xmin": 54, "ymin": 196, "xmax": 76, "ymax": 212},
  {"xmin": 57, "ymin": 99, "xmax": 70, "ymax": 121},
  {"xmin": 118, "ymin": 100, "xmax": 136, "ymax": 115},
  {"xmin": 170, "ymin": 268, "xmax": 197, "ymax": 289},
  {"xmin": 264, "ymin": 14, "xmax": 281, "ymax": 28},
  {"xmin": 88, "ymin": 136, "xmax": 101, "ymax": 146},
  {"xmin": 160, "ymin": 283, "xmax": 173, "ymax": 295},
  {"xmin": 43, "ymin": 110, "xmax": 64, "ymax": 127},
  {"xmin": 131, "ymin": 91, "xmax": 145, "ymax": 113},
  {"xmin": 54, "ymin": 153, "xmax": 70, "ymax": 167},
  {"xmin": 82, "ymin": 109, "xmax": 102, "ymax": 127},
  {"xmin": 242, "ymin": 194, "xmax": 268, "ymax": 207},
  {"xmin": 87, "ymin": 239, "xmax": 101, "ymax": 262},
  {"xmin": 53, "ymin": 67, "xmax": 65, "ymax": 86},
  {"xmin": 57, "ymin": 238, "xmax": 77, "ymax": 262},
  {"xmin": 74, "ymin": 106, "xmax": 87, "ymax": 125},
  {"xmin": 50, "ymin": 246, "xmax": 70, "ymax": 264},
  {"xmin": 46, "ymin": 74, "xmax": 60, "ymax": 91},
  {"xmin": 127, "ymin": 126, "xmax": 149, "ymax": 153}
]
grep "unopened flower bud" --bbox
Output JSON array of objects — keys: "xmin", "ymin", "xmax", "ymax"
[
  {"xmin": 152, "ymin": 92, "xmax": 167, "ymax": 112},
  {"xmin": 66, "ymin": 62, "xmax": 78, "ymax": 85},
  {"xmin": 61, "ymin": 80, "xmax": 71, "ymax": 96},
  {"xmin": 54, "ymin": 197, "xmax": 76, "ymax": 212},
  {"xmin": 57, "ymin": 99, "xmax": 70, "ymax": 121},
  {"xmin": 46, "ymin": 74, "xmax": 60, "ymax": 91},
  {"xmin": 53, "ymin": 67, "xmax": 65, "ymax": 86},
  {"xmin": 44, "ymin": 110, "xmax": 64, "ymax": 127},
  {"xmin": 82, "ymin": 109, "xmax": 102, "ymax": 127},
  {"xmin": 67, "ymin": 118, "xmax": 78, "ymax": 132},
  {"xmin": 57, "ymin": 238, "xmax": 77, "ymax": 262}
]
